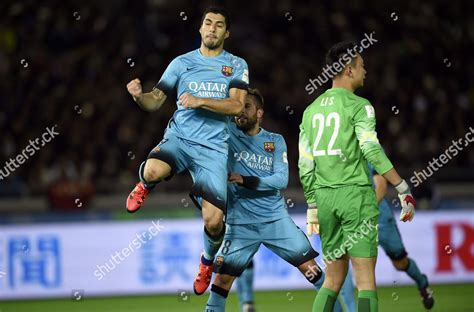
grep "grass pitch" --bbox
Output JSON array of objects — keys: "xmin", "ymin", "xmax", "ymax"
[{"xmin": 1, "ymin": 283, "xmax": 473, "ymax": 311}]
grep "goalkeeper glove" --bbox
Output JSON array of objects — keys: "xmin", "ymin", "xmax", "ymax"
[
  {"xmin": 307, "ymin": 203, "xmax": 320, "ymax": 235},
  {"xmin": 395, "ymin": 179, "xmax": 416, "ymax": 222}
]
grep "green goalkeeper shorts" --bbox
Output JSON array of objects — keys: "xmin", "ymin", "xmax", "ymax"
[{"xmin": 316, "ymin": 185, "xmax": 379, "ymax": 260}]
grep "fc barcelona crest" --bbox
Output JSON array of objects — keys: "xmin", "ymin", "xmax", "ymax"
[
  {"xmin": 264, "ymin": 142, "xmax": 275, "ymax": 152},
  {"xmin": 221, "ymin": 65, "xmax": 233, "ymax": 77}
]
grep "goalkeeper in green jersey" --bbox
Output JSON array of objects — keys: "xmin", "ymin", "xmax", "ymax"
[{"xmin": 298, "ymin": 41, "xmax": 416, "ymax": 312}]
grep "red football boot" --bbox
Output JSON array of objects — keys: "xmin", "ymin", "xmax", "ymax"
[
  {"xmin": 126, "ymin": 182, "xmax": 151, "ymax": 213},
  {"xmin": 193, "ymin": 255, "xmax": 213, "ymax": 295}
]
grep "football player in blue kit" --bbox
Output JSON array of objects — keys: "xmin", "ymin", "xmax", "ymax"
[
  {"xmin": 204, "ymin": 89, "xmax": 355, "ymax": 312},
  {"xmin": 125, "ymin": 7, "xmax": 249, "ymax": 295}
]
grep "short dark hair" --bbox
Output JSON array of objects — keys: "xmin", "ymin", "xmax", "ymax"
[
  {"xmin": 247, "ymin": 88, "xmax": 264, "ymax": 110},
  {"xmin": 325, "ymin": 41, "xmax": 358, "ymax": 76},
  {"xmin": 201, "ymin": 6, "xmax": 231, "ymax": 30}
]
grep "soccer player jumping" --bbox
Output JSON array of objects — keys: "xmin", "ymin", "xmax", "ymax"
[
  {"xmin": 125, "ymin": 7, "xmax": 249, "ymax": 295},
  {"xmin": 298, "ymin": 41, "xmax": 416, "ymax": 312}
]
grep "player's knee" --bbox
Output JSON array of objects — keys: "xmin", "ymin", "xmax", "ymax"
[
  {"xmin": 143, "ymin": 162, "xmax": 167, "ymax": 182},
  {"xmin": 142, "ymin": 158, "xmax": 172, "ymax": 182},
  {"xmin": 204, "ymin": 217, "xmax": 223, "ymax": 235},
  {"xmin": 143, "ymin": 168, "xmax": 160, "ymax": 182},
  {"xmin": 392, "ymin": 258, "xmax": 408, "ymax": 271},
  {"xmin": 202, "ymin": 206, "xmax": 224, "ymax": 235}
]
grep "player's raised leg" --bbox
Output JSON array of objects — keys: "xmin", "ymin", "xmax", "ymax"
[
  {"xmin": 126, "ymin": 136, "xmax": 182, "ymax": 213},
  {"xmin": 124, "ymin": 73, "xmax": 170, "ymax": 213},
  {"xmin": 126, "ymin": 159, "xmax": 171, "ymax": 213}
]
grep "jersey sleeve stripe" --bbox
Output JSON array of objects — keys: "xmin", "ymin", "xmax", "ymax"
[{"xmin": 358, "ymin": 130, "xmax": 380, "ymax": 146}]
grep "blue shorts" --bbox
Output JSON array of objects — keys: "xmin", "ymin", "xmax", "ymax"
[
  {"xmin": 147, "ymin": 135, "xmax": 227, "ymax": 211},
  {"xmin": 213, "ymin": 216, "xmax": 318, "ymax": 276},
  {"xmin": 378, "ymin": 199, "xmax": 408, "ymax": 260}
]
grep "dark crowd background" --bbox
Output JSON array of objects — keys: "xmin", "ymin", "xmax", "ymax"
[{"xmin": 0, "ymin": 0, "xmax": 472, "ymax": 205}]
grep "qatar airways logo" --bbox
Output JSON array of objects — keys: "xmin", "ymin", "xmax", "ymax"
[
  {"xmin": 188, "ymin": 81, "xmax": 227, "ymax": 98},
  {"xmin": 234, "ymin": 151, "xmax": 273, "ymax": 171}
]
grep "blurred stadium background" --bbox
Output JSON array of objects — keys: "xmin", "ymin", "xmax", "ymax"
[{"xmin": 0, "ymin": 0, "xmax": 473, "ymax": 311}]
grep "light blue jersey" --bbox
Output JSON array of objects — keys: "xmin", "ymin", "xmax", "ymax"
[
  {"xmin": 226, "ymin": 123, "xmax": 289, "ymax": 224},
  {"xmin": 156, "ymin": 49, "xmax": 249, "ymax": 154}
]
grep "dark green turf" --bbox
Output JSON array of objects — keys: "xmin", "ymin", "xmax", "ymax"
[{"xmin": 1, "ymin": 283, "xmax": 473, "ymax": 312}]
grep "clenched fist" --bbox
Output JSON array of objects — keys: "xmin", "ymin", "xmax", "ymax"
[
  {"xmin": 127, "ymin": 78, "xmax": 143, "ymax": 100},
  {"xmin": 179, "ymin": 92, "xmax": 201, "ymax": 109}
]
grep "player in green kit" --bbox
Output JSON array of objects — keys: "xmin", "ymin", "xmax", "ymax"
[{"xmin": 298, "ymin": 41, "xmax": 416, "ymax": 312}]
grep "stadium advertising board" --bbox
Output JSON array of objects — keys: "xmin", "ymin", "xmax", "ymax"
[{"xmin": 0, "ymin": 211, "xmax": 472, "ymax": 299}]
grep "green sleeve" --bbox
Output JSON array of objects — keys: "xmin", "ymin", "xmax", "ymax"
[
  {"xmin": 298, "ymin": 122, "xmax": 317, "ymax": 205},
  {"xmin": 353, "ymin": 101, "xmax": 393, "ymax": 175}
]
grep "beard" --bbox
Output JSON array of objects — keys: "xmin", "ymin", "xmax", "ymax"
[
  {"xmin": 203, "ymin": 36, "xmax": 224, "ymax": 50},
  {"xmin": 236, "ymin": 115, "xmax": 258, "ymax": 132}
]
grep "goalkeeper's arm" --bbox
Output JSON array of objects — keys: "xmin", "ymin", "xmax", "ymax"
[
  {"xmin": 298, "ymin": 125, "xmax": 317, "ymax": 206},
  {"xmin": 298, "ymin": 124, "xmax": 320, "ymax": 235},
  {"xmin": 373, "ymin": 174, "xmax": 388, "ymax": 203},
  {"xmin": 354, "ymin": 102, "xmax": 415, "ymax": 221}
]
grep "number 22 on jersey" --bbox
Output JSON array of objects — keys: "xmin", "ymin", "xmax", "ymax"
[{"xmin": 312, "ymin": 97, "xmax": 340, "ymax": 157}]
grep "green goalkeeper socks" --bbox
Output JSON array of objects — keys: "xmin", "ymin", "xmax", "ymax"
[
  {"xmin": 313, "ymin": 287, "xmax": 337, "ymax": 312},
  {"xmin": 358, "ymin": 290, "xmax": 378, "ymax": 312}
]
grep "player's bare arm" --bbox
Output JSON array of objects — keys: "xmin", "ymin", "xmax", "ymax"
[
  {"xmin": 381, "ymin": 168, "xmax": 402, "ymax": 189},
  {"xmin": 126, "ymin": 78, "xmax": 167, "ymax": 112},
  {"xmin": 357, "ymin": 128, "xmax": 415, "ymax": 222},
  {"xmin": 179, "ymin": 88, "xmax": 246, "ymax": 115}
]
